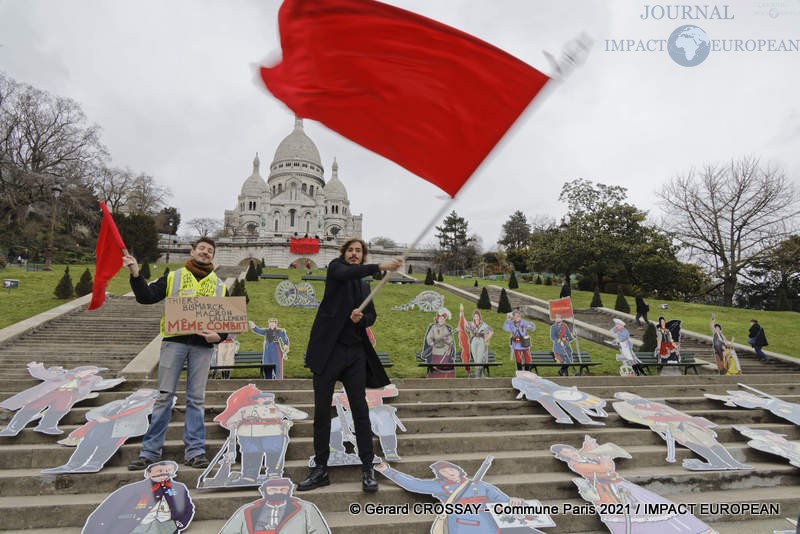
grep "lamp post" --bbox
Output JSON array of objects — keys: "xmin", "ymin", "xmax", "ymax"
[{"xmin": 43, "ymin": 178, "xmax": 63, "ymax": 271}]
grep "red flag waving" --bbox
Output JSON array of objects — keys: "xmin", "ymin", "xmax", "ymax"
[
  {"xmin": 88, "ymin": 202, "xmax": 127, "ymax": 310},
  {"xmin": 260, "ymin": 0, "xmax": 550, "ymax": 198},
  {"xmin": 458, "ymin": 304, "xmax": 470, "ymax": 373}
]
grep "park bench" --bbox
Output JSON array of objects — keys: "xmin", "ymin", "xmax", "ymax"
[
  {"xmin": 300, "ymin": 275, "xmax": 327, "ymax": 281},
  {"xmin": 416, "ymin": 351, "xmax": 502, "ymax": 377},
  {"xmin": 209, "ymin": 351, "xmax": 275, "ymax": 379},
  {"xmin": 635, "ymin": 351, "xmax": 701, "ymax": 375},
  {"xmin": 259, "ymin": 274, "xmax": 289, "ymax": 280},
  {"xmin": 527, "ymin": 351, "xmax": 598, "ymax": 376}
]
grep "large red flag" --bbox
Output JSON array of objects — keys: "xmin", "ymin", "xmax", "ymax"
[
  {"xmin": 260, "ymin": 0, "xmax": 550, "ymax": 198},
  {"xmin": 88, "ymin": 202, "xmax": 127, "ymax": 310}
]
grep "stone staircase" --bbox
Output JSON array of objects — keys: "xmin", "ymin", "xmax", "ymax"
[
  {"xmin": 0, "ymin": 296, "xmax": 162, "ymax": 379},
  {"xmin": 1, "ymin": 373, "xmax": 799, "ymax": 533}
]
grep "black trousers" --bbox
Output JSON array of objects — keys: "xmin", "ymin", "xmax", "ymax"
[{"xmin": 312, "ymin": 342, "xmax": 373, "ymax": 468}]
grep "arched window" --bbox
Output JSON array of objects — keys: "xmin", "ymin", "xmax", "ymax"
[
  {"xmin": 278, "ymin": 183, "xmax": 283, "ymax": 194},
  {"xmin": 302, "ymin": 183, "xmax": 307, "ymax": 194},
  {"xmin": 289, "ymin": 209, "xmax": 296, "ymax": 227},
  {"xmin": 290, "ymin": 182, "xmax": 297, "ymax": 200},
  {"xmin": 274, "ymin": 219, "xmax": 278, "ymax": 232},
  {"xmin": 309, "ymin": 185, "xmax": 314, "ymax": 196}
]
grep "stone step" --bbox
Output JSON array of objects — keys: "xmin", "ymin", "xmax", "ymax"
[
  {"xmin": 4, "ymin": 406, "xmax": 795, "ymax": 445},
  {"xmin": 2, "ymin": 422, "xmax": 797, "ymax": 469},
  {"xmin": 0, "ymin": 477, "xmax": 795, "ymax": 531}
]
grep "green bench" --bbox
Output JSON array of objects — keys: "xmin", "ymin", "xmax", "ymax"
[
  {"xmin": 209, "ymin": 351, "xmax": 275, "ymax": 379},
  {"xmin": 635, "ymin": 351, "xmax": 701, "ymax": 375},
  {"xmin": 416, "ymin": 351, "xmax": 502, "ymax": 377},
  {"xmin": 259, "ymin": 274, "xmax": 289, "ymax": 280},
  {"xmin": 527, "ymin": 351, "xmax": 598, "ymax": 376}
]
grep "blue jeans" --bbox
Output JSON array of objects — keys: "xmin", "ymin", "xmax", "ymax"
[{"xmin": 140, "ymin": 340, "xmax": 212, "ymax": 461}]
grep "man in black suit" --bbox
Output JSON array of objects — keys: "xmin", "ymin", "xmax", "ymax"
[{"xmin": 297, "ymin": 238, "xmax": 402, "ymax": 493}]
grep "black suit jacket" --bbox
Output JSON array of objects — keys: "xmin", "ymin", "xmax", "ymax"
[{"xmin": 306, "ymin": 258, "xmax": 390, "ymax": 388}]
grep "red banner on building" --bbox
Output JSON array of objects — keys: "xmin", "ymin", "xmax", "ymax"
[
  {"xmin": 549, "ymin": 297, "xmax": 574, "ymax": 320},
  {"xmin": 290, "ymin": 237, "xmax": 320, "ymax": 255}
]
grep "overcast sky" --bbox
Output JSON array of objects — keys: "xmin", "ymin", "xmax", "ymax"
[{"xmin": 1, "ymin": 0, "xmax": 798, "ymax": 249}]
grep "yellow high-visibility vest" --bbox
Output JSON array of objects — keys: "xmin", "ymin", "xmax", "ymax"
[{"xmin": 160, "ymin": 267, "xmax": 227, "ymax": 338}]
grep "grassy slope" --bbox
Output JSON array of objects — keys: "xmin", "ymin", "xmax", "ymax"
[
  {"xmin": 1, "ymin": 267, "xmax": 795, "ymax": 378},
  {"xmin": 443, "ymin": 276, "xmax": 799, "ymax": 357},
  {"xmin": 0, "ymin": 264, "xmax": 137, "ymax": 329},
  {"xmin": 237, "ymin": 276, "xmax": 620, "ymax": 379}
]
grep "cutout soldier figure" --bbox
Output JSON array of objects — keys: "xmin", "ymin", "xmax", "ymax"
[
  {"xmin": 250, "ymin": 319, "xmax": 290, "ymax": 379},
  {"xmin": 0, "ymin": 363, "xmax": 123, "ymax": 437},
  {"xmin": 512, "ymin": 371, "xmax": 607, "ymax": 425},
  {"xmin": 613, "ymin": 392, "xmax": 751, "ymax": 471},
  {"xmin": 550, "ymin": 313, "xmax": 575, "ymax": 376},
  {"xmin": 199, "ymin": 385, "xmax": 307, "ymax": 488},
  {"xmin": 376, "ymin": 456, "xmax": 551, "ymax": 534},
  {"xmin": 551, "ymin": 435, "xmax": 715, "ymax": 534},
  {"xmin": 82, "ymin": 460, "xmax": 194, "ymax": 534},
  {"xmin": 325, "ymin": 384, "xmax": 405, "ymax": 465},
  {"xmin": 219, "ymin": 478, "xmax": 330, "ymax": 534},
  {"xmin": 504, "ymin": 309, "xmax": 535, "ymax": 371},
  {"xmin": 43, "ymin": 389, "xmax": 159, "ymax": 474}
]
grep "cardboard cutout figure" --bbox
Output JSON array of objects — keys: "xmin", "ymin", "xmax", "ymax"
[
  {"xmin": 461, "ymin": 305, "xmax": 494, "ymax": 378},
  {"xmin": 511, "ymin": 371, "xmax": 607, "ymax": 425},
  {"xmin": 376, "ymin": 456, "xmax": 555, "ymax": 533},
  {"xmin": 504, "ymin": 309, "xmax": 535, "ymax": 372},
  {"xmin": 392, "ymin": 289, "xmax": 445, "ymax": 312},
  {"xmin": 549, "ymin": 314, "xmax": 576, "ymax": 376},
  {"xmin": 551, "ymin": 435, "xmax": 716, "ymax": 534},
  {"xmin": 219, "ymin": 477, "xmax": 331, "ymax": 534},
  {"xmin": 704, "ymin": 385, "xmax": 800, "ymax": 426},
  {"xmin": 608, "ymin": 320, "xmax": 644, "ymax": 376},
  {"xmin": 0, "ymin": 362, "xmax": 124, "ymax": 437},
  {"xmin": 722, "ymin": 342, "xmax": 742, "ymax": 375},
  {"xmin": 420, "ymin": 308, "xmax": 456, "ymax": 378},
  {"xmin": 274, "ymin": 280, "xmax": 319, "ymax": 308},
  {"xmin": 198, "ymin": 385, "xmax": 307, "ymax": 488},
  {"xmin": 211, "ymin": 334, "xmax": 239, "ymax": 379},
  {"xmin": 82, "ymin": 460, "xmax": 194, "ymax": 534},
  {"xmin": 734, "ymin": 425, "xmax": 800, "ymax": 468},
  {"xmin": 42, "ymin": 389, "xmax": 159, "ymax": 474},
  {"xmin": 316, "ymin": 385, "xmax": 405, "ymax": 466},
  {"xmin": 249, "ymin": 319, "xmax": 290, "ymax": 379},
  {"xmin": 612, "ymin": 392, "xmax": 752, "ymax": 471}
]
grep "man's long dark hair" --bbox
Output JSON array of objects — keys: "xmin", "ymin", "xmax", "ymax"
[{"xmin": 339, "ymin": 238, "xmax": 368, "ymax": 264}]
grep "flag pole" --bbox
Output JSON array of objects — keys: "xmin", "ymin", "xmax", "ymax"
[{"xmin": 357, "ymin": 196, "xmax": 456, "ymax": 312}]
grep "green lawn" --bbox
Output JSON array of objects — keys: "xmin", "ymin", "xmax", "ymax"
[
  {"xmin": 235, "ymin": 278, "xmax": 620, "ymax": 379},
  {"xmin": 443, "ymin": 277, "xmax": 799, "ymax": 357},
  {"xmin": 0, "ymin": 263, "xmax": 138, "ymax": 329},
  {"xmin": 2, "ymin": 266, "xmax": 795, "ymax": 378}
]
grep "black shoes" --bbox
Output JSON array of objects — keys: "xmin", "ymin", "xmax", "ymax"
[
  {"xmin": 128, "ymin": 456, "xmax": 156, "ymax": 471},
  {"xmin": 297, "ymin": 465, "xmax": 330, "ymax": 491},
  {"xmin": 185, "ymin": 455, "xmax": 210, "ymax": 469},
  {"xmin": 362, "ymin": 466, "xmax": 378, "ymax": 493}
]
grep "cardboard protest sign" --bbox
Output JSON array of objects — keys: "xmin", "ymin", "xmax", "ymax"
[{"xmin": 164, "ymin": 296, "xmax": 247, "ymax": 335}]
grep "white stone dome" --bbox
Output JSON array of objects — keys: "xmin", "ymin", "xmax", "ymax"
[
  {"xmin": 241, "ymin": 153, "xmax": 267, "ymax": 196},
  {"xmin": 272, "ymin": 118, "xmax": 321, "ymax": 167},
  {"xmin": 325, "ymin": 159, "xmax": 348, "ymax": 201}
]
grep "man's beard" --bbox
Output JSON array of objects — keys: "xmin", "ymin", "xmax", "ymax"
[{"xmin": 266, "ymin": 493, "xmax": 290, "ymax": 505}]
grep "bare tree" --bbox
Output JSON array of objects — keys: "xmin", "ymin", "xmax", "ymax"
[
  {"xmin": 186, "ymin": 217, "xmax": 223, "ymax": 237},
  {"xmin": 658, "ymin": 157, "xmax": 800, "ymax": 306},
  {"xmin": 93, "ymin": 166, "xmax": 135, "ymax": 212}
]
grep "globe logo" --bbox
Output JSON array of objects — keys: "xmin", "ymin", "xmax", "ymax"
[{"xmin": 667, "ymin": 25, "xmax": 711, "ymax": 67}]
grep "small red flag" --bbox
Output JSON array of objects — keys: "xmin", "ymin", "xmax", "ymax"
[
  {"xmin": 549, "ymin": 297, "xmax": 574, "ymax": 320},
  {"xmin": 88, "ymin": 202, "xmax": 127, "ymax": 310},
  {"xmin": 458, "ymin": 305, "xmax": 470, "ymax": 373},
  {"xmin": 260, "ymin": 0, "xmax": 550, "ymax": 198}
]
